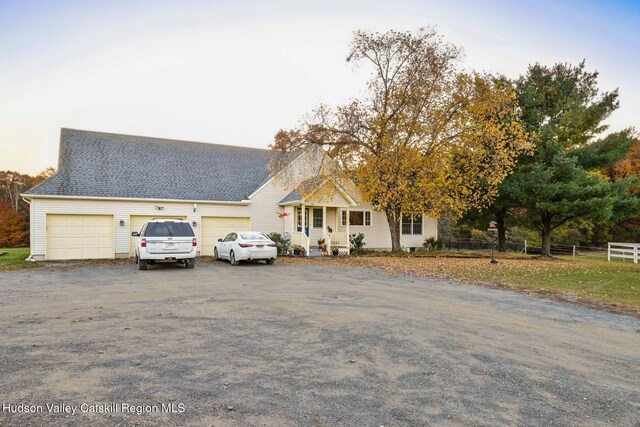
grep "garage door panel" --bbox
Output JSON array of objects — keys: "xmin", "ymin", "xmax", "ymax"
[
  {"xmin": 65, "ymin": 225, "xmax": 82, "ymax": 235},
  {"xmin": 46, "ymin": 214, "xmax": 114, "ymax": 260},
  {"xmin": 82, "ymin": 237, "xmax": 97, "ymax": 246},
  {"xmin": 49, "ymin": 223, "xmax": 66, "ymax": 232},
  {"xmin": 82, "ymin": 227, "xmax": 97, "ymax": 236},
  {"xmin": 99, "ymin": 247, "xmax": 113, "ymax": 257},
  {"xmin": 48, "ymin": 248, "xmax": 64, "ymax": 259},
  {"xmin": 66, "ymin": 216, "xmax": 83, "ymax": 226},
  {"xmin": 97, "ymin": 236, "xmax": 112, "ymax": 246},
  {"xmin": 82, "ymin": 248, "xmax": 97, "ymax": 258},
  {"xmin": 47, "ymin": 236, "xmax": 66, "ymax": 247},
  {"xmin": 67, "ymin": 249, "xmax": 83, "ymax": 258},
  {"xmin": 129, "ymin": 215, "xmax": 187, "ymax": 256},
  {"xmin": 66, "ymin": 237, "xmax": 82, "ymax": 247},
  {"xmin": 47, "ymin": 215, "xmax": 65, "ymax": 226},
  {"xmin": 66, "ymin": 248, "xmax": 83, "ymax": 259},
  {"xmin": 201, "ymin": 216, "xmax": 251, "ymax": 256}
]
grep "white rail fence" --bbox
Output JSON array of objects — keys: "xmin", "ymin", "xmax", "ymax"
[
  {"xmin": 328, "ymin": 232, "xmax": 349, "ymax": 247},
  {"xmin": 608, "ymin": 242, "xmax": 639, "ymax": 264}
]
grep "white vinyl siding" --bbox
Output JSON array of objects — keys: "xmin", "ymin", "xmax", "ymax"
[
  {"xmin": 337, "ymin": 199, "xmax": 436, "ymax": 249},
  {"xmin": 29, "ymin": 179, "xmax": 292, "ymax": 259}
]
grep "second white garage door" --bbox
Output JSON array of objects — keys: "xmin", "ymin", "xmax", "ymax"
[
  {"xmin": 129, "ymin": 215, "xmax": 187, "ymax": 256},
  {"xmin": 46, "ymin": 214, "xmax": 114, "ymax": 260},
  {"xmin": 201, "ymin": 216, "xmax": 251, "ymax": 256}
]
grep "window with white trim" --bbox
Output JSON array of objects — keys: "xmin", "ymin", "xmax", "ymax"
[
  {"xmin": 402, "ymin": 213, "xmax": 423, "ymax": 235},
  {"xmin": 312, "ymin": 209, "xmax": 323, "ymax": 228},
  {"xmin": 341, "ymin": 210, "xmax": 372, "ymax": 226}
]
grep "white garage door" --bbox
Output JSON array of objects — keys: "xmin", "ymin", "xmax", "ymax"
[
  {"xmin": 129, "ymin": 215, "xmax": 187, "ymax": 256},
  {"xmin": 46, "ymin": 214, "xmax": 114, "ymax": 260},
  {"xmin": 201, "ymin": 216, "xmax": 251, "ymax": 256}
]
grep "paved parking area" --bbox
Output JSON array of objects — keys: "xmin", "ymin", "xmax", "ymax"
[{"xmin": 1, "ymin": 259, "xmax": 639, "ymax": 426}]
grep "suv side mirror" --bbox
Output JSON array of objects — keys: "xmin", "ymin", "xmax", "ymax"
[
  {"xmin": 217, "ymin": 238, "xmax": 223, "ymax": 242},
  {"xmin": 131, "ymin": 232, "xmax": 139, "ymax": 237}
]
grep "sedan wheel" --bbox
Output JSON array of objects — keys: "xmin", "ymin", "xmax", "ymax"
[
  {"xmin": 230, "ymin": 250, "xmax": 238, "ymax": 266},
  {"xmin": 214, "ymin": 248, "xmax": 219, "ymax": 261}
]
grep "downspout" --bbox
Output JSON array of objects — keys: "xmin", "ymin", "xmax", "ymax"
[{"xmin": 20, "ymin": 196, "xmax": 36, "ymax": 262}]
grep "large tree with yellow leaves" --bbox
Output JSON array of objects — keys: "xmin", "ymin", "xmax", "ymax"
[{"xmin": 270, "ymin": 28, "xmax": 531, "ymax": 251}]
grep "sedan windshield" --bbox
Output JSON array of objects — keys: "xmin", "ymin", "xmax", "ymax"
[
  {"xmin": 145, "ymin": 222, "xmax": 194, "ymax": 237},
  {"xmin": 239, "ymin": 233, "xmax": 269, "ymax": 241}
]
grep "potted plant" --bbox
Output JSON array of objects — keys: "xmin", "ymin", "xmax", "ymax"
[
  {"xmin": 331, "ymin": 247, "xmax": 339, "ymax": 256},
  {"xmin": 292, "ymin": 244, "xmax": 305, "ymax": 256}
]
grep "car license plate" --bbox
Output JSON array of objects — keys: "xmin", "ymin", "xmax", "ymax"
[{"xmin": 256, "ymin": 245, "xmax": 264, "ymax": 248}]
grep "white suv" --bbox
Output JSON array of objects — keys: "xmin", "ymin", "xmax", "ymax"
[{"xmin": 132, "ymin": 219, "xmax": 197, "ymax": 270}]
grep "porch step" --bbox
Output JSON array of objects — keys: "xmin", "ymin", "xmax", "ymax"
[{"xmin": 308, "ymin": 248, "xmax": 325, "ymax": 258}]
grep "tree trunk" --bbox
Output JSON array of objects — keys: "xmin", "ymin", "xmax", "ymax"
[
  {"xmin": 541, "ymin": 216, "xmax": 552, "ymax": 257},
  {"xmin": 385, "ymin": 208, "xmax": 402, "ymax": 252},
  {"xmin": 495, "ymin": 211, "xmax": 507, "ymax": 252}
]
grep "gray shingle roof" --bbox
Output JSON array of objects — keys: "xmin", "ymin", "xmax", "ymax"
[
  {"xmin": 278, "ymin": 177, "xmax": 327, "ymax": 205},
  {"xmin": 25, "ymin": 128, "xmax": 274, "ymax": 201},
  {"xmin": 279, "ymin": 189, "xmax": 302, "ymax": 204}
]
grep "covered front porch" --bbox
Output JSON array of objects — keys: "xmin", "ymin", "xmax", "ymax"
[
  {"xmin": 288, "ymin": 204, "xmax": 352, "ymax": 256},
  {"xmin": 279, "ymin": 179, "xmax": 358, "ymax": 257}
]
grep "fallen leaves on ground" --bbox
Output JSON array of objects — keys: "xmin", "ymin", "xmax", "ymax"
[{"xmin": 279, "ymin": 255, "xmax": 640, "ymax": 316}]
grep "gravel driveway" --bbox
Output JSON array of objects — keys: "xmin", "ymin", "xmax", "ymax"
[{"xmin": 1, "ymin": 259, "xmax": 639, "ymax": 426}]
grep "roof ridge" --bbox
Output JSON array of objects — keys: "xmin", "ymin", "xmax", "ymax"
[{"xmin": 61, "ymin": 128, "xmax": 272, "ymax": 152}]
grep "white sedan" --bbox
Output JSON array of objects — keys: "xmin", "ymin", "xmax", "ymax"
[{"xmin": 214, "ymin": 231, "xmax": 277, "ymax": 265}]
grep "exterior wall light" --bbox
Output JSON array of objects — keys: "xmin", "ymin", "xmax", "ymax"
[
  {"xmin": 119, "ymin": 220, "xmax": 125, "ymax": 226},
  {"xmin": 192, "ymin": 221, "xmax": 198, "ymax": 227}
]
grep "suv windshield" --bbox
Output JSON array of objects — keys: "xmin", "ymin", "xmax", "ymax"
[{"xmin": 145, "ymin": 222, "xmax": 194, "ymax": 237}]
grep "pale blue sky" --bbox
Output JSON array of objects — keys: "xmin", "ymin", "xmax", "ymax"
[{"xmin": 1, "ymin": 0, "xmax": 638, "ymax": 174}]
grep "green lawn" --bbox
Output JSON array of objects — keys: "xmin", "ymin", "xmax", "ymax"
[
  {"xmin": 0, "ymin": 247, "xmax": 40, "ymax": 271},
  {"xmin": 444, "ymin": 258, "xmax": 640, "ymax": 311}
]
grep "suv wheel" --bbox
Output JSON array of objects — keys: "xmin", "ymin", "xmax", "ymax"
[
  {"xmin": 138, "ymin": 258, "xmax": 147, "ymax": 270},
  {"xmin": 186, "ymin": 258, "xmax": 196, "ymax": 269}
]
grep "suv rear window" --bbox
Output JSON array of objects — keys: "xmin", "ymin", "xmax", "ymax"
[{"xmin": 144, "ymin": 222, "xmax": 194, "ymax": 237}]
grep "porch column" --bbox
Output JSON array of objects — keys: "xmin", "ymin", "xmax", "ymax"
[
  {"xmin": 301, "ymin": 203, "xmax": 308, "ymax": 255},
  {"xmin": 322, "ymin": 206, "xmax": 327, "ymax": 234},
  {"xmin": 322, "ymin": 205, "xmax": 328, "ymax": 253},
  {"xmin": 345, "ymin": 206, "xmax": 350, "ymax": 254}
]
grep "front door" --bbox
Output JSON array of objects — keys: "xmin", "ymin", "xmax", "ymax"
[{"xmin": 296, "ymin": 208, "xmax": 310, "ymax": 236}]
